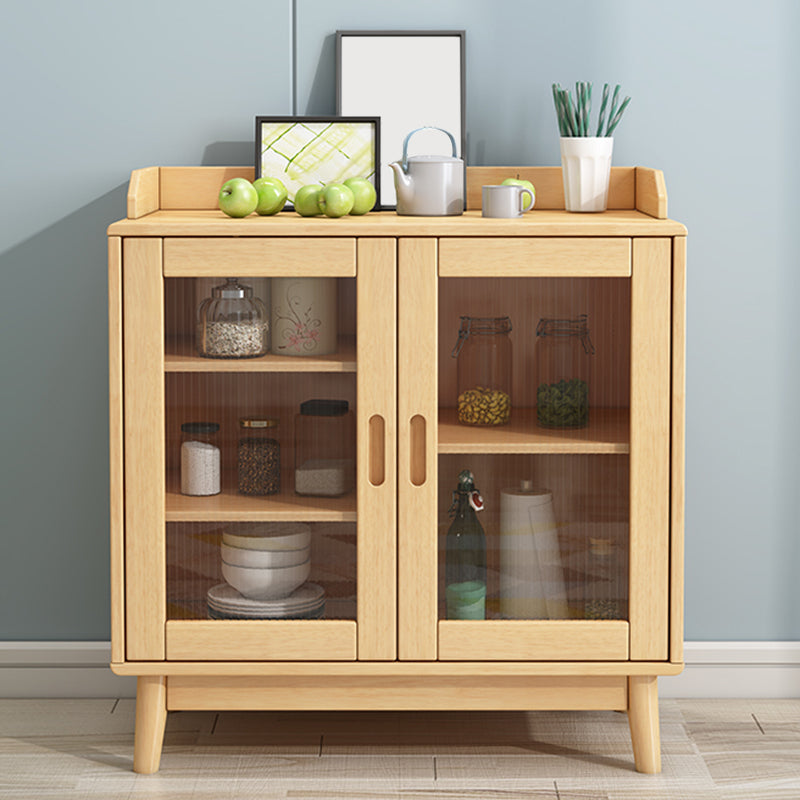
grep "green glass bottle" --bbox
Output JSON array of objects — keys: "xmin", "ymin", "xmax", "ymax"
[{"xmin": 445, "ymin": 469, "xmax": 487, "ymax": 620}]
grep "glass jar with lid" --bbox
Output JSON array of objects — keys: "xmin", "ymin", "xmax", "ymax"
[
  {"xmin": 180, "ymin": 422, "xmax": 220, "ymax": 496},
  {"xmin": 237, "ymin": 418, "xmax": 280, "ymax": 495},
  {"xmin": 535, "ymin": 314, "xmax": 594, "ymax": 428},
  {"xmin": 196, "ymin": 278, "xmax": 269, "ymax": 358},
  {"xmin": 451, "ymin": 316, "xmax": 512, "ymax": 426},
  {"xmin": 294, "ymin": 399, "xmax": 355, "ymax": 496}
]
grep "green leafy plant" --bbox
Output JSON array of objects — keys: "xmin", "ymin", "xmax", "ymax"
[{"xmin": 552, "ymin": 82, "xmax": 631, "ymax": 137}]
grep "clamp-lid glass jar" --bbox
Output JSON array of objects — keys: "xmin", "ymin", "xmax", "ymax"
[
  {"xmin": 294, "ymin": 399, "xmax": 355, "ymax": 496},
  {"xmin": 180, "ymin": 422, "xmax": 220, "ymax": 496},
  {"xmin": 237, "ymin": 418, "xmax": 280, "ymax": 495},
  {"xmin": 451, "ymin": 316, "xmax": 512, "ymax": 426},
  {"xmin": 196, "ymin": 278, "xmax": 269, "ymax": 358},
  {"xmin": 534, "ymin": 314, "xmax": 594, "ymax": 428}
]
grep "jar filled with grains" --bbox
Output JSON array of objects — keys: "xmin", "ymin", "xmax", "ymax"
[
  {"xmin": 451, "ymin": 316, "xmax": 513, "ymax": 426},
  {"xmin": 238, "ymin": 418, "xmax": 280, "ymax": 495},
  {"xmin": 180, "ymin": 422, "xmax": 221, "ymax": 496},
  {"xmin": 196, "ymin": 278, "xmax": 269, "ymax": 358}
]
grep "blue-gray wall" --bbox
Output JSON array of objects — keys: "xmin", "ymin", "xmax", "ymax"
[{"xmin": 1, "ymin": 0, "xmax": 796, "ymax": 640}]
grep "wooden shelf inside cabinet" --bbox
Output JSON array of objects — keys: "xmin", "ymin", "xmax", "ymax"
[
  {"xmin": 164, "ymin": 336, "xmax": 357, "ymax": 373},
  {"xmin": 437, "ymin": 408, "xmax": 630, "ymax": 454},
  {"xmin": 165, "ymin": 472, "xmax": 356, "ymax": 522}
]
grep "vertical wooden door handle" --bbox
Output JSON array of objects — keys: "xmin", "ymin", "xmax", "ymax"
[
  {"xmin": 410, "ymin": 415, "xmax": 426, "ymax": 486},
  {"xmin": 368, "ymin": 414, "xmax": 385, "ymax": 486}
]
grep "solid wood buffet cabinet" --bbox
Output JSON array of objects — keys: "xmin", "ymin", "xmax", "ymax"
[{"xmin": 108, "ymin": 165, "xmax": 686, "ymax": 774}]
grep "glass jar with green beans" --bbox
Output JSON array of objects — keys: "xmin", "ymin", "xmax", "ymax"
[{"xmin": 535, "ymin": 315, "xmax": 595, "ymax": 429}]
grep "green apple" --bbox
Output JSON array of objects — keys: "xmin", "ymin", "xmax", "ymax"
[
  {"xmin": 294, "ymin": 184, "xmax": 323, "ymax": 216},
  {"xmin": 318, "ymin": 183, "xmax": 355, "ymax": 217},
  {"xmin": 501, "ymin": 177, "xmax": 536, "ymax": 211},
  {"xmin": 218, "ymin": 178, "xmax": 258, "ymax": 217},
  {"xmin": 343, "ymin": 177, "xmax": 377, "ymax": 215},
  {"xmin": 253, "ymin": 177, "xmax": 287, "ymax": 215}
]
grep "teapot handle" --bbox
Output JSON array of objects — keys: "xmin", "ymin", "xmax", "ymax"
[{"xmin": 401, "ymin": 126, "xmax": 458, "ymax": 172}]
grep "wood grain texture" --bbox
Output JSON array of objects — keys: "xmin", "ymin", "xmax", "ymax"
[
  {"xmin": 356, "ymin": 239, "xmax": 397, "ymax": 660},
  {"xmin": 123, "ymin": 238, "xmax": 166, "ymax": 660},
  {"xmin": 397, "ymin": 238, "xmax": 439, "ymax": 661},
  {"xmin": 165, "ymin": 621, "xmax": 357, "ymax": 661},
  {"xmin": 438, "ymin": 407, "xmax": 630, "ymax": 454},
  {"xmin": 438, "ymin": 237, "xmax": 631, "ymax": 276},
  {"xmin": 164, "ymin": 472, "xmax": 356, "ymax": 522},
  {"xmin": 157, "ymin": 165, "xmax": 637, "ymax": 212},
  {"xmin": 160, "ymin": 166, "xmax": 254, "ymax": 210},
  {"xmin": 163, "ymin": 237, "xmax": 356, "ymax": 277},
  {"xmin": 635, "ymin": 167, "xmax": 668, "ymax": 219},
  {"xmin": 629, "ymin": 238, "xmax": 672, "ymax": 661},
  {"xmin": 108, "ymin": 209, "xmax": 688, "ymax": 238},
  {"xmin": 127, "ymin": 166, "xmax": 159, "ymax": 219},
  {"xmin": 164, "ymin": 334, "xmax": 356, "ymax": 373},
  {"xmin": 133, "ymin": 675, "xmax": 167, "ymax": 774},
  {"xmin": 465, "ymin": 166, "xmax": 636, "ymax": 210},
  {"xmin": 671, "ymin": 237, "xmax": 687, "ymax": 664},
  {"xmin": 628, "ymin": 675, "xmax": 661, "ymax": 773},
  {"xmin": 439, "ymin": 621, "xmax": 629, "ymax": 661},
  {"xmin": 167, "ymin": 674, "xmax": 627, "ymax": 711},
  {"xmin": 112, "ymin": 659, "xmax": 684, "ymax": 676},
  {"xmin": 108, "ymin": 237, "xmax": 125, "ymax": 664}
]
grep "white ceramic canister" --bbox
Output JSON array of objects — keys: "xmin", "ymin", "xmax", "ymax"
[
  {"xmin": 498, "ymin": 481, "xmax": 569, "ymax": 619},
  {"xmin": 271, "ymin": 277, "xmax": 337, "ymax": 357}
]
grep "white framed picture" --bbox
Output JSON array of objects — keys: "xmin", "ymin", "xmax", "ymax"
[{"xmin": 336, "ymin": 31, "xmax": 466, "ymax": 209}]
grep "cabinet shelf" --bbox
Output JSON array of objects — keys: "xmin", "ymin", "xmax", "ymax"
[
  {"xmin": 437, "ymin": 407, "xmax": 629, "ymax": 454},
  {"xmin": 165, "ymin": 472, "xmax": 356, "ymax": 522},
  {"xmin": 164, "ymin": 335, "xmax": 357, "ymax": 373}
]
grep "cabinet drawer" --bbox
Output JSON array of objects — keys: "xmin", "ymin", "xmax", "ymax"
[
  {"xmin": 163, "ymin": 238, "xmax": 357, "ymax": 277},
  {"xmin": 438, "ymin": 238, "xmax": 631, "ymax": 277}
]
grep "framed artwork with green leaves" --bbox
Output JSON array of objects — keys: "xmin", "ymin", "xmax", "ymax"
[{"xmin": 255, "ymin": 116, "xmax": 380, "ymax": 208}]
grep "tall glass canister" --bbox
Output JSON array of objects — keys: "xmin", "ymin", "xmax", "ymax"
[
  {"xmin": 534, "ymin": 314, "xmax": 595, "ymax": 428},
  {"xmin": 451, "ymin": 316, "xmax": 513, "ymax": 426}
]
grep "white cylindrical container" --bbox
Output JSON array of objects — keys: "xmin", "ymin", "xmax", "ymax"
[
  {"xmin": 271, "ymin": 277, "xmax": 337, "ymax": 356},
  {"xmin": 180, "ymin": 422, "xmax": 221, "ymax": 496},
  {"xmin": 499, "ymin": 481, "xmax": 568, "ymax": 619},
  {"xmin": 560, "ymin": 137, "xmax": 614, "ymax": 212}
]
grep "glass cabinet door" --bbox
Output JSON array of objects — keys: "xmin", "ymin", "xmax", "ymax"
[
  {"xmin": 122, "ymin": 237, "xmax": 396, "ymax": 662},
  {"xmin": 398, "ymin": 237, "xmax": 672, "ymax": 662}
]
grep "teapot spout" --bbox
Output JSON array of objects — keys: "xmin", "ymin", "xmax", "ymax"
[{"xmin": 389, "ymin": 161, "xmax": 414, "ymax": 205}]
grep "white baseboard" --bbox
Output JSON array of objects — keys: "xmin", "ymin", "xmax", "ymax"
[{"xmin": 1, "ymin": 641, "xmax": 798, "ymax": 699}]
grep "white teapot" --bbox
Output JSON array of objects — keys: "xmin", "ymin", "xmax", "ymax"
[{"xmin": 388, "ymin": 127, "xmax": 464, "ymax": 216}]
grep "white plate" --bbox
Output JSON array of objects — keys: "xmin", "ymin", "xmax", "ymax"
[{"xmin": 207, "ymin": 582, "xmax": 324, "ymax": 612}]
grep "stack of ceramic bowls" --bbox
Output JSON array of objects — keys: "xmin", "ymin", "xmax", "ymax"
[
  {"xmin": 207, "ymin": 581, "xmax": 325, "ymax": 620},
  {"xmin": 212, "ymin": 523, "xmax": 319, "ymax": 615}
]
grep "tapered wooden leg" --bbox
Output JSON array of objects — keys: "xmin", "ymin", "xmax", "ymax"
[
  {"xmin": 627, "ymin": 675, "xmax": 661, "ymax": 773},
  {"xmin": 134, "ymin": 675, "xmax": 167, "ymax": 774}
]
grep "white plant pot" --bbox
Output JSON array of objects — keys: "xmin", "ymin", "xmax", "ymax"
[{"xmin": 560, "ymin": 137, "xmax": 614, "ymax": 213}]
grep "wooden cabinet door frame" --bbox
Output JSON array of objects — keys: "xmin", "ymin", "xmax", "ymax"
[
  {"xmin": 397, "ymin": 236, "xmax": 672, "ymax": 662},
  {"xmin": 119, "ymin": 236, "xmax": 397, "ymax": 663}
]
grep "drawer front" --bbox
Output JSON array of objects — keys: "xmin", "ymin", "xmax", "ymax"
[
  {"xmin": 438, "ymin": 237, "xmax": 631, "ymax": 277},
  {"xmin": 163, "ymin": 238, "xmax": 357, "ymax": 277}
]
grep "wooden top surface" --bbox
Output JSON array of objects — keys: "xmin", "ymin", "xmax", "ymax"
[{"xmin": 108, "ymin": 208, "xmax": 686, "ymax": 237}]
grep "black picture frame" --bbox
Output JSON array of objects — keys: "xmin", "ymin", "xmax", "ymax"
[
  {"xmin": 254, "ymin": 115, "xmax": 380, "ymax": 208},
  {"xmin": 336, "ymin": 30, "xmax": 466, "ymax": 209}
]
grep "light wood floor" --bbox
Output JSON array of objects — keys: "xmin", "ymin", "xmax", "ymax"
[{"xmin": 2, "ymin": 698, "xmax": 799, "ymax": 798}]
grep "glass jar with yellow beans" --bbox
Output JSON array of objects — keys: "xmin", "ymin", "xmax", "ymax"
[{"xmin": 451, "ymin": 316, "xmax": 513, "ymax": 426}]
